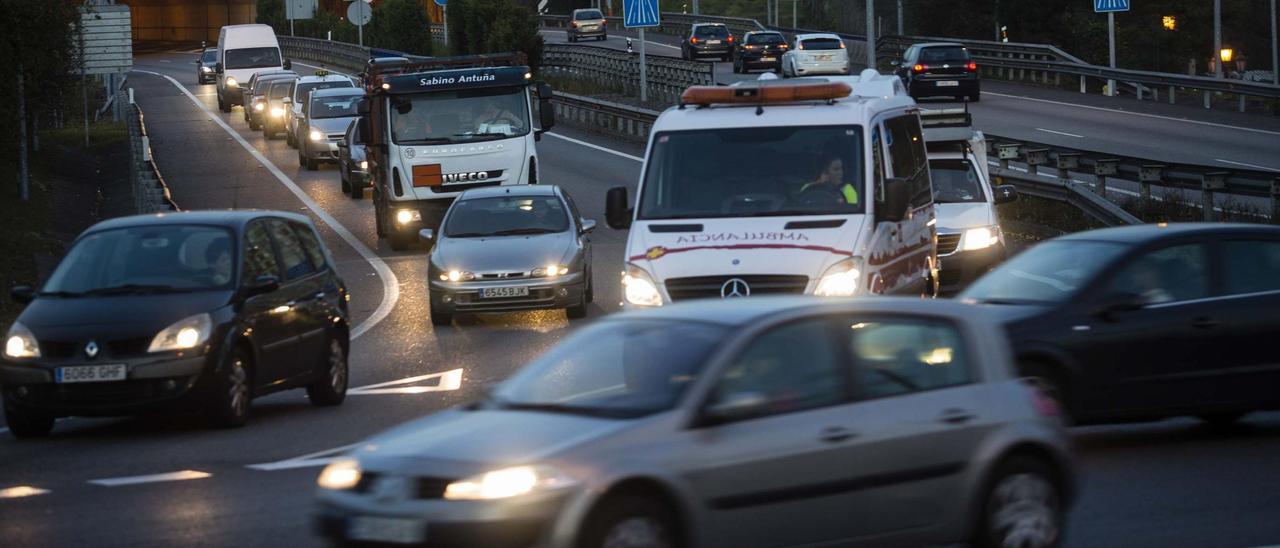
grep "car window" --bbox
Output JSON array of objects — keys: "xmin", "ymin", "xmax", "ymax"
[
  {"xmin": 801, "ymin": 38, "xmax": 843, "ymax": 50},
  {"xmin": 224, "ymin": 47, "xmax": 281, "ymax": 70},
  {"xmin": 42, "ymin": 225, "xmax": 236, "ymax": 293},
  {"xmin": 444, "ymin": 195, "xmax": 570, "ymax": 237},
  {"xmin": 243, "ymin": 221, "xmax": 281, "ymax": 282},
  {"xmin": 266, "ymin": 219, "xmax": 316, "ymax": 280},
  {"xmin": 709, "ymin": 319, "xmax": 846, "ymax": 420},
  {"xmin": 930, "ymin": 159, "xmax": 985, "ymax": 203},
  {"xmin": 695, "ymin": 25, "xmax": 730, "ymax": 38},
  {"xmin": 292, "ymin": 222, "xmax": 328, "ymax": 271},
  {"xmin": 1221, "ymin": 240, "xmax": 1280, "ymax": 294},
  {"xmin": 1107, "ymin": 243, "xmax": 1210, "ymax": 305},
  {"xmin": 746, "ymin": 33, "xmax": 785, "ymax": 45},
  {"xmin": 574, "ymin": 9, "xmax": 603, "ymax": 20},
  {"xmin": 268, "ymin": 80, "xmax": 291, "ymax": 100},
  {"xmin": 920, "ymin": 46, "xmax": 970, "ymax": 63},
  {"xmin": 559, "ymin": 190, "xmax": 583, "ymax": 225},
  {"xmin": 309, "ymin": 94, "xmax": 361, "ymax": 119},
  {"xmin": 845, "ymin": 318, "xmax": 971, "ymax": 399},
  {"xmin": 962, "ymin": 240, "xmax": 1128, "ymax": 304},
  {"xmin": 202, "ymin": 50, "xmax": 217, "ymax": 63}
]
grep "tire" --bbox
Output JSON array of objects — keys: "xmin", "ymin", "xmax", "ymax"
[
  {"xmin": 975, "ymin": 457, "xmax": 1064, "ymax": 548},
  {"xmin": 341, "ymin": 170, "xmax": 351, "ymax": 193},
  {"xmin": 305, "ymin": 156, "xmax": 319, "ymax": 171},
  {"xmin": 429, "ymin": 294, "xmax": 452, "ymax": 326},
  {"xmin": 732, "ymin": 60, "xmax": 741, "ymax": 73},
  {"xmin": 1021, "ymin": 361, "xmax": 1071, "ymax": 425},
  {"xmin": 287, "ymin": 128, "xmax": 297, "ymax": 148},
  {"xmin": 306, "ymin": 337, "xmax": 348, "ymax": 407},
  {"xmin": 969, "ymin": 91, "xmax": 982, "ymax": 102},
  {"xmin": 298, "ymin": 144, "xmax": 307, "ymax": 168},
  {"xmin": 567, "ymin": 283, "xmax": 589, "ymax": 319},
  {"xmin": 569, "ymin": 35, "xmax": 576, "ymax": 43},
  {"xmin": 586, "ymin": 274, "xmax": 595, "ymax": 303},
  {"xmin": 349, "ymin": 182, "xmax": 364, "ymax": 200},
  {"xmin": 599, "ymin": 35, "xmax": 606, "ymax": 41},
  {"xmin": 3, "ymin": 400, "xmax": 55, "ymax": 439},
  {"xmin": 579, "ymin": 495, "xmax": 680, "ymax": 548},
  {"xmin": 388, "ymin": 232, "xmax": 413, "ymax": 251},
  {"xmin": 206, "ymin": 346, "xmax": 252, "ymax": 428},
  {"xmin": 1198, "ymin": 412, "xmax": 1247, "ymax": 426},
  {"xmin": 374, "ymin": 197, "xmax": 386, "ymax": 238},
  {"xmin": 217, "ymin": 93, "xmax": 230, "ymax": 113}
]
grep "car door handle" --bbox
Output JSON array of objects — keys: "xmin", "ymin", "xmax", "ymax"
[
  {"xmin": 938, "ymin": 409, "xmax": 975, "ymax": 425},
  {"xmin": 819, "ymin": 427, "xmax": 857, "ymax": 443},
  {"xmin": 1190, "ymin": 317, "xmax": 1220, "ymax": 329}
]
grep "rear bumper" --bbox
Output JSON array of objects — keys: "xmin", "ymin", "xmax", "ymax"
[
  {"xmin": 910, "ymin": 77, "xmax": 980, "ymax": 98},
  {"xmin": 793, "ymin": 60, "xmax": 849, "ymax": 75},
  {"xmin": 569, "ymin": 28, "xmax": 606, "ymax": 38},
  {"xmin": 690, "ymin": 44, "xmax": 732, "ymax": 56},
  {"xmin": 739, "ymin": 53, "xmax": 783, "ymax": 68}
]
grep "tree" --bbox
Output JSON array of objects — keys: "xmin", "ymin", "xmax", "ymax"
[
  {"xmin": 369, "ymin": 0, "xmax": 435, "ymax": 56},
  {"xmin": 450, "ymin": 0, "xmax": 544, "ymax": 71}
]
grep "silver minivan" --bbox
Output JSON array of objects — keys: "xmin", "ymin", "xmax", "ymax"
[{"xmin": 314, "ymin": 298, "xmax": 1075, "ymax": 548}]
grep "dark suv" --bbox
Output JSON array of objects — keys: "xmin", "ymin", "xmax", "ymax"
[
  {"xmin": 733, "ymin": 31, "xmax": 788, "ymax": 73},
  {"xmin": 894, "ymin": 42, "xmax": 981, "ymax": 102},
  {"xmin": 682, "ymin": 23, "xmax": 734, "ymax": 62}
]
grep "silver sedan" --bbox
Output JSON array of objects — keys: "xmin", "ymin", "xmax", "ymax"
[
  {"xmin": 313, "ymin": 297, "xmax": 1075, "ymax": 548},
  {"xmin": 420, "ymin": 185, "xmax": 595, "ymax": 325}
]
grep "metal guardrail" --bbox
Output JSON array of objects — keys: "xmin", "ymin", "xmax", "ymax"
[
  {"xmin": 551, "ymin": 92, "xmax": 660, "ymax": 142},
  {"xmin": 541, "ymin": 43, "xmax": 714, "ymax": 105},
  {"xmin": 280, "ymin": 35, "xmax": 370, "ymax": 74},
  {"xmin": 125, "ymin": 90, "xmax": 178, "ymax": 213}
]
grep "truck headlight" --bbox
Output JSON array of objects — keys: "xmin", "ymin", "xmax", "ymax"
[
  {"xmin": 4, "ymin": 322, "xmax": 40, "ymax": 359},
  {"xmin": 443, "ymin": 465, "xmax": 575, "ymax": 500},
  {"xmin": 316, "ymin": 459, "xmax": 362, "ymax": 490},
  {"xmin": 962, "ymin": 226, "xmax": 1001, "ymax": 251},
  {"xmin": 253, "ymin": 102, "xmax": 264, "ymax": 112},
  {"xmin": 309, "ymin": 129, "xmax": 324, "ymax": 142},
  {"xmin": 623, "ymin": 264, "xmax": 663, "ymax": 307},
  {"xmin": 148, "ymin": 313, "xmax": 212, "ymax": 353},
  {"xmin": 270, "ymin": 107, "xmax": 285, "ymax": 118},
  {"xmin": 359, "ymin": 160, "xmax": 368, "ymax": 170},
  {"xmin": 814, "ymin": 258, "xmax": 863, "ymax": 297},
  {"xmin": 395, "ymin": 209, "xmax": 421, "ymax": 225},
  {"xmin": 225, "ymin": 76, "xmax": 238, "ymax": 88}
]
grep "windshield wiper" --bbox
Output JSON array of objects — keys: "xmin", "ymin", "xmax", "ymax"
[
  {"xmin": 445, "ymin": 231, "xmax": 495, "ymax": 238},
  {"xmin": 973, "ymin": 298, "xmax": 1049, "ymax": 306},
  {"xmin": 490, "ymin": 227, "xmax": 561, "ymax": 236},
  {"xmin": 82, "ymin": 284, "xmax": 183, "ymax": 296}
]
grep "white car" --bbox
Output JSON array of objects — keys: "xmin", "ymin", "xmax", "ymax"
[
  {"xmin": 284, "ymin": 72, "xmax": 355, "ymax": 148},
  {"xmin": 782, "ymin": 33, "xmax": 851, "ymax": 77}
]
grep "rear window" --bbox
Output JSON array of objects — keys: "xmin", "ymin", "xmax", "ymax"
[
  {"xmin": 801, "ymin": 38, "xmax": 843, "ymax": 51},
  {"xmin": 695, "ymin": 25, "xmax": 730, "ymax": 38},
  {"xmin": 574, "ymin": 9, "xmax": 603, "ymax": 20},
  {"xmin": 920, "ymin": 46, "xmax": 970, "ymax": 63},
  {"xmin": 747, "ymin": 33, "xmax": 785, "ymax": 45}
]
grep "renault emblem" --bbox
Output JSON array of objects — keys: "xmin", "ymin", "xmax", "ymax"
[
  {"xmin": 720, "ymin": 278, "xmax": 751, "ymax": 298},
  {"xmin": 84, "ymin": 341, "xmax": 100, "ymax": 359}
]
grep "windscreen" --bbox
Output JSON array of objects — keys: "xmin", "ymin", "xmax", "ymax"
[
  {"xmin": 390, "ymin": 85, "xmax": 530, "ymax": 144},
  {"xmin": 961, "ymin": 240, "xmax": 1128, "ymax": 304},
  {"xmin": 930, "ymin": 159, "xmax": 986, "ymax": 203},
  {"xmin": 223, "ymin": 47, "xmax": 281, "ymax": 70},
  {"xmin": 801, "ymin": 38, "xmax": 843, "ymax": 50},
  {"xmin": 268, "ymin": 80, "xmax": 291, "ymax": 99},
  {"xmin": 294, "ymin": 80, "xmax": 354, "ymax": 101},
  {"xmin": 574, "ymin": 9, "xmax": 603, "ymax": 20},
  {"xmin": 201, "ymin": 50, "xmax": 217, "ymax": 63},
  {"xmin": 444, "ymin": 195, "xmax": 569, "ymax": 237},
  {"xmin": 309, "ymin": 93, "xmax": 361, "ymax": 119},
  {"xmin": 920, "ymin": 46, "xmax": 970, "ymax": 63},
  {"xmin": 695, "ymin": 25, "xmax": 730, "ymax": 38},
  {"xmin": 42, "ymin": 225, "xmax": 237, "ymax": 295},
  {"xmin": 491, "ymin": 319, "xmax": 728, "ymax": 418},
  {"xmin": 747, "ymin": 33, "xmax": 786, "ymax": 45},
  {"xmin": 640, "ymin": 126, "xmax": 865, "ymax": 220}
]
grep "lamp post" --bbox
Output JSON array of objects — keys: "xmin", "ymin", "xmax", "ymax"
[{"xmin": 1214, "ymin": 0, "xmax": 1223, "ymax": 78}]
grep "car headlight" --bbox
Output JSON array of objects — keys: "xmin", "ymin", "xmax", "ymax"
[
  {"xmin": 443, "ymin": 465, "xmax": 575, "ymax": 500},
  {"xmin": 148, "ymin": 313, "xmax": 213, "ymax": 353},
  {"xmin": 623, "ymin": 264, "xmax": 663, "ymax": 307},
  {"xmin": 253, "ymin": 102, "xmax": 264, "ymax": 112},
  {"xmin": 200, "ymin": 66, "xmax": 212, "ymax": 73},
  {"xmin": 440, "ymin": 270, "xmax": 475, "ymax": 282},
  {"xmin": 317, "ymin": 459, "xmax": 362, "ymax": 490},
  {"xmin": 4, "ymin": 322, "xmax": 40, "ymax": 359},
  {"xmin": 225, "ymin": 76, "xmax": 238, "ymax": 88},
  {"xmin": 359, "ymin": 160, "xmax": 368, "ymax": 170},
  {"xmin": 532, "ymin": 265, "xmax": 570, "ymax": 278},
  {"xmin": 962, "ymin": 226, "xmax": 1001, "ymax": 251},
  {"xmin": 395, "ymin": 209, "xmax": 421, "ymax": 225},
  {"xmin": 814, "ymin": 258, "xmax": 863, "ymax": 297},
  {"xmin": 270, "ymin": 107, "xmax": 285, "ymax": 118},
  {"xmin": 309, "ymin": 129, "xmax": 324, "ymax": 142}
]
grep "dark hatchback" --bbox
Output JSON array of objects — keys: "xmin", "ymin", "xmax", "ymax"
[
  {"xmin": 196, "ymin": 47, "xmax": 217, "ymax": 84},
  {"xmin": 733, "ymin": 31, "xmax": 788, "ymax": 73},
  {"xmin": 894, "ymin": 42, "xmax": 981, "ymax": 102},
  {"xmin": 683, "ymin": 23, "xmax": 734, "ymax": 61},
  {"xmin": 1, "ymin": 211, "xmax": 352, "ymax": 438},
  {"xmin": 960, "ymin": 223, "xmax": 1280, "ymax": 426}
]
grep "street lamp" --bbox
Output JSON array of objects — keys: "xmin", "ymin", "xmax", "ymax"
[
  {"xmin": 1162, "ymin": 15, "xmax": 1176, "ymax": 31},
  {"xmin": 1219, "ymin": 47, "xmax": 1234, "ymax": 63}
]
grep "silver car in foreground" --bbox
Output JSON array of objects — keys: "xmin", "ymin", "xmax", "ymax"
[
  {"xmin": 421, "ymin": 185, "xmax": 595, "ymax": 325},
  {"xmin": 314, "ymin": 298, "xmax": 1075, "ymax": 548}
]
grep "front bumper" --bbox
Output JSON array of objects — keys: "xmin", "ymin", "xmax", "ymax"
[
  {"xmin": 304, "ymin": 140, "xmax": 341, "ymax": 161},
  {"xmin": 0, "ymin": 353, "xmax": 212, "ymax": 416},
  {"xmin": 938, "ymin": 243, "xmax": 1005, "ymax": 294},
  {"xmin": 430, "ymin": 274, "xmax": 586, "ymax": 314}
]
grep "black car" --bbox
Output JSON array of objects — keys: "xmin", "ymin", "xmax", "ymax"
[
  {"xmin": 682, "ymin": 23, "xmax": 734, "ymax": 62},
  {"xmin": 960, "ymin": 223, "xmax": 1280, "ymax": 425},
  {"xmin": 893, "ymin": 42, "xmax": 980, "ymax": 102},
  {"xmin": 1, "ymin": 211, "xmax": 351, "ymax": 438},
  {"xmin": 195, "ymin": 48, "xmax": 217, "ymax": 84},
  {"xmin": 733, "ymin": 31, "xmax": 788, "ymax": 73},
  {"xmin": 337, "ymin": 119, "xmax": 369, "ymax": 199}
]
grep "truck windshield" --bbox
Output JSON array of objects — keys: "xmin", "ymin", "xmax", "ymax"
[
  {"xmin": 929, "ymin": 159, "xmax": 986, "ymax": 203},
  {"xmin": 224, "ymin": 47, "xmax": 281, "ymax": 70},
  {"xmin": 639, "ymin": 126, "xmax": 865, "ymax": 220},
  {"xmin": 391, "ymin": 85, "xmax": 530, "ymax": 144}
]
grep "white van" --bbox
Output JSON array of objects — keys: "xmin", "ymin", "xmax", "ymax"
[
  {"xmin": 216, "ymin": 24, "xmax": 290, "ymax": 113},
  {"xmin": 605, "ymin": 72, "xmax": 939, "ymax": 306},
  {"xmin": 920, "ymin": 108, "xmax": 1018, "ymax": 293}
]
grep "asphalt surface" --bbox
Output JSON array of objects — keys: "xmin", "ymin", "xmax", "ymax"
[{"xmin": 1, "ymin": 50, "xmax": 1280, "ymax": 548}]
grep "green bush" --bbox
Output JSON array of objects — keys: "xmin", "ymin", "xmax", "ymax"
[
  {"xmin": 369, "ymin": 0, "xmax": 434, "ymax": 56},
  {"xmin": 448, "ymin": 0, "xmax": 544, "ymax": 71}
]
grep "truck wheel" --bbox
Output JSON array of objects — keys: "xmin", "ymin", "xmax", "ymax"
[
  {"xmin": 349, "ymin": 182, "xmax": 364, "ymax": 200},
  {"xmin": 374, "ymin": 197, "xmax": 386, "ymax": 237},
  {"xmin": 218, "ymin": 94, "xmax": 230, "ymax": 113}
]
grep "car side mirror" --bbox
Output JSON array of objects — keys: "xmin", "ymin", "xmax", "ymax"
[
  {"xmin": 993, "ymin": 184, "xmax": 1019, "ymax": 205},
  {"xmin": 356, "ymin": 98, "xmax": 370, "ymax": 116},
  {"xmin": 878, "ymin": 178, "xmax": 910, "ymax": 223},
  {"xmin": 194, "ymin": 60, "xmax": 201, "ymax": 65},
  {"xmin": 337, "ymin": 138, "xmax": 348, "ymax": 148},
  {"xmin": 538, "ymin": 97, "xmax": 556, "ymax": 132},
  {"xmin": 890, "ymin": 59, "xmax": 900, "ymax": 66},
  {"xmin": 536, "ymin": 82, "xmax": 553, "ymax": 100},
  {"xmin": 702, "ymin": 391, "xmax": 770, "ymax": 424},
  {"xmin": 1094, "ymin": 292, "xmax": 1145, "ymax": 320},
  {"xmin": 605, "ymin": 186, "xmax": 633, "ymax": 230},
  {"xmin": 10, "ymin": 285, "xmax": 34, "ymax": 305},
  {"xmin": 418, "ymin": 228, "xmax": 435, "ymax": 241},
  {"xmin": 244, "ymin": 275, "xmax": 280, "ymax": 298},
  {"xmin": 580, "ymin": 218, "xmax": 597, "ymax": 233},
  {"xmin": 282, "ymin": 59, "xmax": 292, "ymax": 70}
]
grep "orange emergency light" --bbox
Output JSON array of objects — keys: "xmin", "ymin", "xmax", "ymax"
[{"xmin": 681, "ymin": 81, "xmax": 853, "ymax": 106}]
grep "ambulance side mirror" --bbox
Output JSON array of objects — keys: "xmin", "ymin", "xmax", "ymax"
[{"xmin": 606, "ymin": 187, "xmax": 633, "ymax": 230}]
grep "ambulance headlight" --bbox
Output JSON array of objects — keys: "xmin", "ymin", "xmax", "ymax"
[
  {"xmin": 623, "ymin": 264, "xmax": 662, "ymax": 307},
  {"xmin": 814, "ymin": 258, "xmax": 863, "ymax": 297}
]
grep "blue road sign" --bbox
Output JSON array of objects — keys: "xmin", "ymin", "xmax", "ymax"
[
  {"xmin": 1094, "ymin": 0, "xmax": 1129, "ymax": 13},
  {"xmin": 624, "ymin": 0, "xmax": 661, "ymax": 28}
]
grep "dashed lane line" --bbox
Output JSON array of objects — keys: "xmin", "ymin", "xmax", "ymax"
[
  {"xmin": 88, "ymin": 470, "xmax": 212, "ymax": 487},
  {"xmin": 545, "ymin": 132, "xmax": 643, "ymax": 162}
]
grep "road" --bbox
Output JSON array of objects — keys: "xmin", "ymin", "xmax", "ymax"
[{"xmin": 1, "ymin": 49, "xmax": 1279, "ymax": 548}]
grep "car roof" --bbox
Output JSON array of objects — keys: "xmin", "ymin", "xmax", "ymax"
[
  {"xmin": 613, "ymin": 296, "xmax": 989, "ymax": 328},
  {"xmin": 915, "ymin": 42, "xmax": 967, "ymax": 49},
  {"xmin": 1057, "ymin": 222, "xmax": 1280, "ymax": 244},
  {"xmin": 797, "ymin": 33, "xmax": 843, "ymax": 40},
  {"xmin": 85, "ymin": 210, "xmax": 312, "ymax": 233},
  {"xmin": 692, "ymin": 22, "xmax": 728, "ymax": 28},
  {"xmin": 458, "ymin": 185, "xmax": 560, "ymax": 200},
  {"xmin": 311, "ymin": 87, "xmax": 363, "ymax": 98}
]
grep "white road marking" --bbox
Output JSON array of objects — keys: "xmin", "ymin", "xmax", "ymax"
[
  {"xmin": 133, "ymin": 70, "xmax": 399, "ymax": 340},
  {"xmin": 247, "ymin": 443, "xmax": 362, "ymax": 471},
  {"xmin": 540, "ymin": 29, "xmax": 681, "ymax": 50},
  {"xmin": 1215, "ymin": 158, "xmax": 1280, "ymax": 173},
  {"xmin": 88, "ymin": 470, "xmax": 211, "ymax": 487},
  {"xmin": 546, "ymin": 132, "xmax": 643, "ymax": 162},
  {"xmin": 347, "ymin": 368, "xmax": 463, "ymax": 395},
  {"xmin": 983, "ymin": 91, "xmax": 1280, "ymax": 137},
  {"xmin": 1035, "ymin": 128, "xmax": 1084, "ymax": 138},
  {"xmin": 0, "ymin": 485, "xmax": 51, "ymax": 499}
]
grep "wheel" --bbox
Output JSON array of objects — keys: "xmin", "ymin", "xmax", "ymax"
[
  {"xmin": 349, "ymin": 181, "xmax": 364, "ymax": 200},
  {"xmin": 1021, "ymin": 361, "xmax": 1071, "ymax": 425},
  {"xmin": 599, "ymin": 35, "xmax": 606, "ymax": 41},
  {"xmin": 287, "ymin": 128, "xmax": 296, "ymax": 148},
  {"xmin": 586, "ymin": 274, "xmax": 595, "ymax": 303},
  {"xmin": 567, "ymin": 282, "xmax": 589, "ymax": 319},
  {"xmin": 3, "ymin": 400, "xmax": 55, "ymax": 439},
  {"xmin": 569, "ymin": 35, "xmax": 576, "ymax": 43},
  {"xmin": 340, "ymin": 169, "xmax": 351, "ymax": 193},
  {"xmin": 306, "ymin": 337, "xmax": 348, "ymax": 407},
  {"xmin": 579, "ymin": 495, "xmax": 680, "ymax": 548},
  {"xmin": 1198, "ymin": 412, "xmax": 1247, "ymax": 425},
  {"xmin": 374, "ymin": 197, "xmax": 387, "ymax": 237},
  {"xmin": 298, "ymin": 144, "xmax": 306, "ymax": 168},
  {"xmin": 388, "ymin": 232, "xmax": 413, "ymax": 251},
  {"xmin": 429, "ymin": 293, "xmax": 452, "ymax": 326},
  {"xmin": 206, "ymin": 346, "xmax": 252, "ymax": 428},
  {"xmin": 969, "ymin": 91, "xmax": 982, "ymax": 102},
  {"xmin": 975, "ymin": 457, "xmax": 1064, "ymax": 548},
  {"xmin": 249, "ymin": 119, "xmax": 259, "ymax": 131},
  {"xmin": 732, "ymin": 59, "xmax": 741, "ymax": 73},
  {"xmin": 218, "ymin": 94, "xmax": 230, "ymax": 113},
  {"xmin": 305, "ymin": 156, "xmax": 319, "ymax": 171},
  {"xmin": 722, "ymin": 54, "xmax": 731, "ymax": 62}
]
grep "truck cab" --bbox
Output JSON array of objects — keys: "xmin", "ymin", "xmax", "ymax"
[
  {"xmin": 920, "ymin": 108, "xmax": 1018, "ymax": 293},
  {"xmin": 357, "ymin": 54, "xmax": 556, "ymax": 250},
  {"xmin": 606, "ymin": 72, "xmax": 938, "ymax": 307}
]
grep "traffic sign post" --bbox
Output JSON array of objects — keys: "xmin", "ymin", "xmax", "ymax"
[
  {"xmin": 623, "ymin": 0, "xmax": 660, "ymax": 103},
  {"xmin": 346, "ymin": 0, "xmax": 372, "ymax": 46},
  {"xmin": 1095, "ymin": 0, "xmax": 1129, "ymax": 96}
]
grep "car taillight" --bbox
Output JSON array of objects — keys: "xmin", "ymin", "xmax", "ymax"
[
  {"xmin": 601, "ymin": 20, "xmax": 606, "ymax": 27},
  {"xmin": 1024, "ymin": 379, "xmax": 1061, "ymax": 417},
  {"xmin": 727, "ymin": 36, "xmax": 734, "ymax": 43},
  {"xmin": 966, "ymin": 61, "xmax": 978, "ymax": 72},
  {"xmin": 912, "ymin": 63, "xmax": 927, "ymax": 73},
  {"xmin": 571, "ymin": 21, "xmax": 578, "ymax": 28},
  {"xmin": 691, "ymin": 36, "xmax": 699, "ymax": 44}
]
